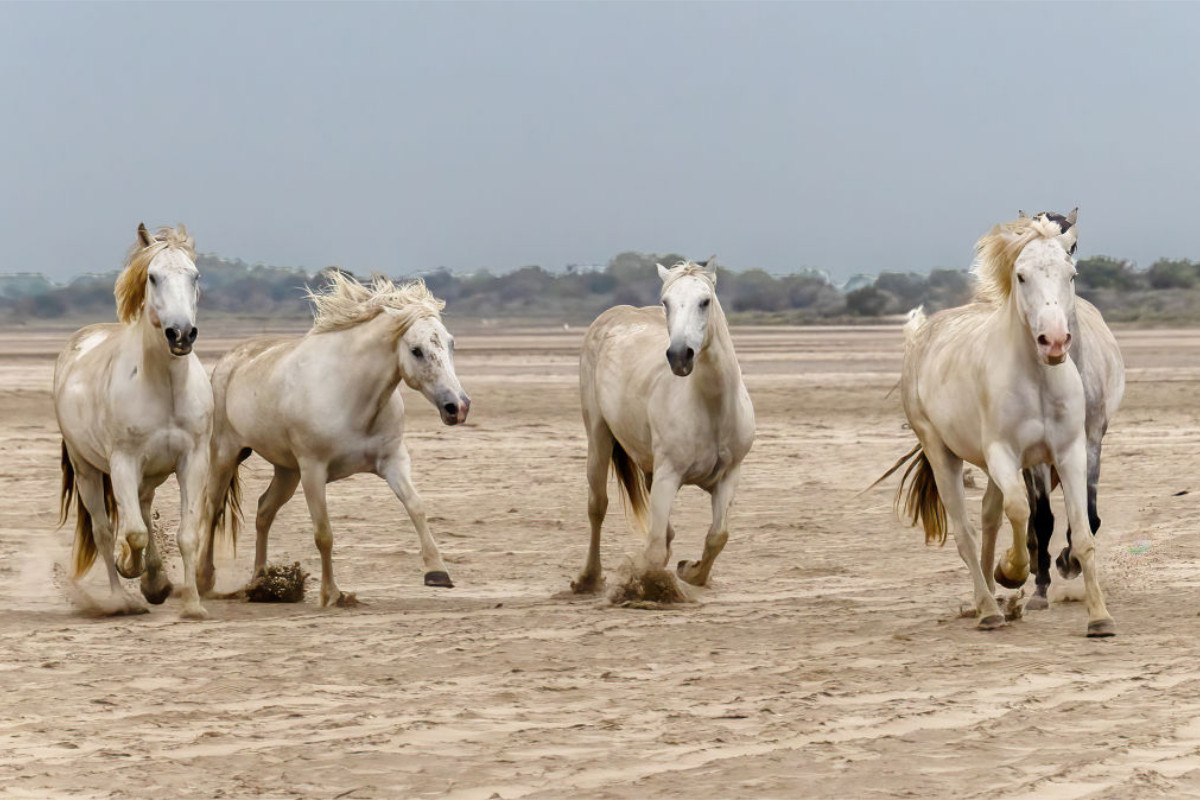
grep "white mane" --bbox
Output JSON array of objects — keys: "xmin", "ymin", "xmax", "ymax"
[{"xmin": 307, "ymin": 271, "xmax": 444, "ymax": 337}]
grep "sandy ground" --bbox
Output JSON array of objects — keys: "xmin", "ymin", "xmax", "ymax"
[{"xmin": 3, "ymin": 320, "xmax": 1200, "ymax": 799}]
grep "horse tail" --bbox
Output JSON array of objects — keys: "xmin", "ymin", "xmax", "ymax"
[
  {"xmin": 60, "ymin": 442, "xmax": 118, "ymax": 578},
  {"xmin": 894, "ymin": 446, "xmax": 947, "ymax": 546},
  {"xmin": 611, "ymin": 440, "xmax": 649, "ymax": 533},
  {"xmin": 209, "ymin": 448, "xmax": 249, "ymax": 554}
]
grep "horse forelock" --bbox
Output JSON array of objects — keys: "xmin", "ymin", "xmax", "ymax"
[
  {"xmin": 308, "ymin": 271, "xmax": 445, "ymax": 338},
  {"xmin": 660, "ymin": 261, "xmax": 716, "ymax": 295},
  {"xmin": 114, "ymin": 225, "xmax": 196, "ymax": 324},
  {"xmin": 971, "ymin": 216, "xmax": 1065, "ymax": 305}
]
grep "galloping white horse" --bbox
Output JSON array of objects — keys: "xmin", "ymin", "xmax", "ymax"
[
  {"xmin": 1017, "ymin": 211, "xmax": 1124, "ymax": 611},
  {"xmin": 573, "ymin": 258, "xmax": 755, "ymax": 593},
  {"xmin": 55, "ymin": 223, "xmax": 212, "ymax": 619},
  {"xmin": 887, "ymin": 213, "xmax": 1115, "ymax": 636},
  {"xmin": 201, "ymin": 272, "xmax": 470, "ymax": 607}
]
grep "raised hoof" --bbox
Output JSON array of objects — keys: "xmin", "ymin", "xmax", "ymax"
[
  {"xmin": 335, "ymin": 592, "xmax": 359, "ymax": 608},
  {"xmin": 424, "ymin": 570, "xmax": 454, "ymax": 588},
  {"xmin": 1056, "ymin": 548, "xmax": 1082, "ymax": 580},
  {"xmin": 141, "ymin": 578, "xmax": 174, "ymax": 605},
  {"xmin": 993, "ymin": 562, "xmax": 1028, "ymax": 590},
  {"xmin": 1025, "ymin": 594, "xmax": 1050, "ymax": 612},
  {"xmin": 569, "ymin": 574, "xmax": 605, "ymax": 595},
  {"xmin": 675, "ymin": 560, "xmax": 708, "ymax": 587},
  {"xmin": 978, "ymin": 614, "xmax": 1007, "ymax": 631},
  {"xmin": 1087, "ymin": 618, "xmax": 1116, "ymax": 638}
]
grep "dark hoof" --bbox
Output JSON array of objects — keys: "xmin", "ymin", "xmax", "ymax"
[
  {"xmin": 1056, "ymin": 548, "xmax": 1082, "ymax": 580},
  {"xmin": 141, "ymin": 578, "xmax": 173, "ymax": 605},
  {"xmin": 978, "ymin": 614, "xmax": 1007, "ymax": 630},
  {"xmin": 424, "ymin": 571, "xmax": 454, "ymax": 588},
  {"xmin": 993, "ymin": 562, "xmax": 1028, "ymax": 590},
  {"xmin": 1087, "ymin": 618, "xmax": 1116, "ymax": 638},
  {"xmin": 1025, "ymin": 594, "xmax": 1049, "ymax": 612},
  {"xmin": 570, "ymin": 574, "xmax": 605, "ymax": 595}
]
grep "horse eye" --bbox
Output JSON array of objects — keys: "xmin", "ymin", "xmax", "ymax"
[
  {"xmin": 1017, "ymin": 274, "xmax": 1026, "ymax": 284},
  {"xmin": 149, "ymin": 274, "xmax": 158, "ymax": 286},
  {"xmin": 411, "ymin": 347, "xmax": 424, "ymax": 359},
  {"xmin": 662, "ymin": 300, "xmax": 670, "ymax": 311},
  {"xmin": 700, "ymin": 298, "xmax": 710, "ymax": 309}
]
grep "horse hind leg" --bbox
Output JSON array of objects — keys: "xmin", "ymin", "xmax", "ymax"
[
  {"xmin": 572, "ymin": 419, "xmax": 614, "ymax": 594},
  {"xmin": 138, "ymin": 487, "xmax": 173, "ymax": 605},
  {"xmin": 252, "ymin": 465, "xmax": 300, "ymax": 583}
]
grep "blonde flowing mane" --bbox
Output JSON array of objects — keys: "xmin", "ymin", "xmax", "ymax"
[
  {"xmin": 307, "ymin": 271, "xmax": 444, "ymax": 337},
  {"xmin": 114, "ymin": 225, "xmax": 196, "ymax": 323},
  {"xmin": 660, "ymin": 260, "xmax": 717, "ymax": 293},
  {"xmin": 972, "ymin": 216, "xmax": 1065, "ymax": 305}
]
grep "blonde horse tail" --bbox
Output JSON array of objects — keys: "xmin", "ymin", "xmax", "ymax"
[
  {"xmin": 610, "ymin": 440, "xmax": 649, "ymax": 533},
  {"xmin": 61, "ymin": 442, "xmax": 118, "ymax": 578},
  {"xmin": 894, "ymin": 446, "xmax": 948, "ymax": 546},
  {"xmin": 209, "ymin": 448, "xmax": 249, "ymax": 555}
]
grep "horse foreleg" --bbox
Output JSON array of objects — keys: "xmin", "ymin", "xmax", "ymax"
[
  {"xmin": 299, "ymin": 462, "xmax": 351, "ymax": 608},
  {"xmin": 677, "ymin": 466, "xmax": 740, "ymax": 586},
  {"xmin": 72, "ymin": 458, "xmax": 146, "ymax": 614},
  {"xmin": 984, "ymin": 446, "xmax": 1032, "ymax": 593},
  {"xmin": 644, "ymin": 468, "xmax": 681, "ymax": 571},
  {"xmin": 1055, "ymin": 437, "xmax": 1114, "ymax": 637},
  {"xmin": 253, "ymin": 465, "xmax": 300, "ymax": 579},
  {"xmin": 138, "ymin": 486, "xmax": 173, "ymax": 605},
  {"xmin": 175, "ymin": 446, "xmax": 210, "ymax": 619},
  {"xmin": 379, "ymin": 446, "xmax": 453, "ymax": 588},
  {"xmin": 109, "ymin": 456, "xmax": 149, "ymax": 581},
  {"xmin": 980, "ymin": 479, "xmax": 1002, "ymax": 596},
  {"xmin": 572, "ymin": 420, "xmax": 613, "ymax": 594}
]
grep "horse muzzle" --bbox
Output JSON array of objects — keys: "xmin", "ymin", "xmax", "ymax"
[
  {"xmin": 1037, "ymin": 331, "xmax": 1071, "ymax": 366},
  {"xmin": 438, "ymin": 392, "xmax": 471, "ymax": 426},
  {"xmin": 666, "ymin": 346, "xmax": 695, "ymax": 377},
  {"xmin": 165, "ymin": 324, "xmax": 198, "ymax": 357}
]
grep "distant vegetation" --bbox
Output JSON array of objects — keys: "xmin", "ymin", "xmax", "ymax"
[{"xmin": 1, "ymin": 250, "xmax": 1197, "ymax": 325}]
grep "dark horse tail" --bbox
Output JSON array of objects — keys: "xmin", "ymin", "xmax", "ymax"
[{"xmin": 611, "ymin": 440, "xmax": 649, "ymax": 533}]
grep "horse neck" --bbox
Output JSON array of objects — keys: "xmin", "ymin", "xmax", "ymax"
[
  {"xmin": 133, "ymin": 311, "xmax": 185, "ymax": 382},
  {"xmin": 993, "ymin": 293, "xmax": 1042, "ymax": 373},
  {"xmin": 329, "ymin": 314, "xmax": 405, "ymax": 405},
  {"xmin": 694, "ymin": 301, "xmax": 743, "ymax": 398}
]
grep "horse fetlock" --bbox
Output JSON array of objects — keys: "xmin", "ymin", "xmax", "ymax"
[
  {"xmin": 994, "ymin": 552, "xmax": 1029, "ymax": 590},
  {"xmin": 1056, "ymin": 547, "xmax": 1083, "ymax": 580},
  {"xmin": 140, "ymin": 570, "xmax": 173, "ymax": 605},
  {"xmin": 676, "ymin": 559, "xmax": 709, "ymax": 586},
  {"xmin": 116, "ymin": 539, "xmax": 147, "ymax": 579},
  {"xmin": 570, "ymin": 571, "xmax": 606, "ymax": 595}
]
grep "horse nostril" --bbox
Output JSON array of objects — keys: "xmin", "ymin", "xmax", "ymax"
[
  {"xmin": 443, "ymin": 402, "xmax": 458, "ymax": 417},
  {"xmin": 685, "ymin": 347, "xmax": 695, "ymax": 362},
  {"xmin": 1037, "ymin": 335, "xmax": 1049, "ymax": 347},
  {"xmin": 165, "ymin": 328, "xmax": 178, "ymax": 342},
  {"xmin": 1063, "ymin": 333, "xmax": 1072, "ymax": 346},
  {"xmin": 187, "ymin": 327, "xmax": 198, "ymax": 343}
]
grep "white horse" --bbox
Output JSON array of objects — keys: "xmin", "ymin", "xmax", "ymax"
[
  {"xmin": 573, "ymin": 258, "xmax": 755, "ymax": 593},
  {"xmin": 55, "ymin": 223, "xmax": 212, "ymax": 619},
  {"xmin": 1017, "ymin": 211, "xmax": 1124, "ymax": 611},
  {"xmin": 886, "ymin": 213, "xmax": 1115, "ymax": 636},
  {"xmin": 201, "ymin": 272, "xmax": 470, "ymax": 607}
]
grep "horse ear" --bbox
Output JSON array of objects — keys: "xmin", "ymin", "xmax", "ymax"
[
  {"xmin": 1018, "ymin": 210, "xmax": 1028, "ymax": 219},
  {"xmin": 656, "ymin": 263, "xmax": 671, "ymax": 282},
  {"xmin": 702, "ymin": 255, "xmax": 718, "ymax": 271},
  {"xmin": 1067, "ymin": 207, "xmax": 1078, "ymax": 225},
  {"xmin": 137, "ymin": 223, "xmax": 154, "ymax": 248}
]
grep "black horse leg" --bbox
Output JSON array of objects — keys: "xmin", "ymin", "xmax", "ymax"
[{"xmin": 1025, "ymin": 470, "xmax": 1055, "ymax": 609}]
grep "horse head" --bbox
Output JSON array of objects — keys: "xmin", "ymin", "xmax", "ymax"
[{"xmin": 657, "ymin": 257, "xmax": 718, "ymax": 377}]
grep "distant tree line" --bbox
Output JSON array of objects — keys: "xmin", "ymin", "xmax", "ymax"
[{"xmin": 2, "ymin": 250, "xmax": 1199, "ymax": 324}]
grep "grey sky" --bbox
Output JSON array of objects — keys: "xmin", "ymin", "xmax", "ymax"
[{"xmin": 2, "ymin": 2, "xmax": 1198, "ymax": 282}]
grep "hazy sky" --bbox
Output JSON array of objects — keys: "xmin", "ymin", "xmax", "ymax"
[{"xmin": 3, "ymin": 2, "xmax": 1199, "ymax": 282}]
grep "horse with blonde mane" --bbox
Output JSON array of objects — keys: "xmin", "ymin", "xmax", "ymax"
[
  {"xmin": 1015, "ymin": 210, "xmax": 1124, "ymax": 611},
  {"xmin": 883, "ymin": 212, "xmax": 1116, "ymax": 636},
  {"xmin": 200, "ymin": 272, "xmax": 470, "ymax": 606},
  {"xmin": 572, "ymin": 257, "xmax": 755, "ymax": 594},
  {"xmin": 55, "ymin": 223, "xmax": 212, "ymax": 618}
]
